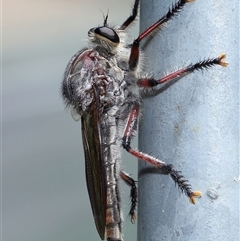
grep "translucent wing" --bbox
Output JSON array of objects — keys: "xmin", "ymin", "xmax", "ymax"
[
  {"xmin": 62, "ymin": 48, "xmax": 108, "ymax": 239},
  {"xmin": 81, "ymin": 91, "xmax": 106, "ymax": 240}
]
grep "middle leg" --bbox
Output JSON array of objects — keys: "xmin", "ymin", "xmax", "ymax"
[{"xmin": 138, "ymin": 54, "xmax": 227, "ymax": 88}]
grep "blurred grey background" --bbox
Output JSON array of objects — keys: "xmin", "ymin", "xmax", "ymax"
[{"xmin": 2, "ymin": 0, "xmax": 139, "ymax": 240}]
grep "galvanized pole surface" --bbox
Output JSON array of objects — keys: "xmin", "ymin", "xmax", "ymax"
[{"xmin": 138, "ymin": 0, "xmax": 239, "ymax": 241}]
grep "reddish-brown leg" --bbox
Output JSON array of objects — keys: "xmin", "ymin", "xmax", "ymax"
[
  {"xmin": 138, "ymin": 54, "xmax": 228, "ymax": 88},
  {"xmin": 129, "ymin": 0, "xmax": 194, "ymax": 70},
  {"xmin": 119, "ymin": 0, "xmax": 140, "ymax": 30},
  {"xmin": 120, "ymin": 171, "xmax": 137, "ymax": 223},
  {"xmin": 122, "ymin": 104, "xmax": 201, "ymax": 204}
]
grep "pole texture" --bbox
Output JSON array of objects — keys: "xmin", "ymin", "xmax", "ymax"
[{"xmin": 138, "ymin": 0, "xmax": 239, "ymax": 240}]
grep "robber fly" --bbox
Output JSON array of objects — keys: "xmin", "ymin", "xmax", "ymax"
[{"xmin": 61, "ymin": 0, "xmax": 227, "ymax": 240}]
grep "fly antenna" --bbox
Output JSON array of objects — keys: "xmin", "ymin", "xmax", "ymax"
[{"xmin": 100, "ymin": 9, "xmax": 109, "ymax": 26}]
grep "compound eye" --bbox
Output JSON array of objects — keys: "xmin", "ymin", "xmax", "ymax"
[{"xmin": 94, "ymin": 27, "xmax": 120, "ymax": 44}]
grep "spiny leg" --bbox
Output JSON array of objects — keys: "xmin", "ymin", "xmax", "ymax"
[
  {"xmin": 120, "ymin": 171, "xmax": 137, "ymax": 223},
  {"xmin": 129, "ymin": 0, "xmax": 194, "ymax": 70},
  {"xmin": 122, "ymin": 104, "xmax": 201, "ymax": 204},
  {"xmin": 119, "ymin": 0, "xmax": 139, "ymax": 30},
  {"xmin": 138, "ymin": 54, "xmax": 228, "ymax": 87}
]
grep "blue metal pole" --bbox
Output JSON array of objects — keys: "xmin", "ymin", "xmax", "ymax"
[{"xmin": 138, "ymin": 0, "xmax": 239, "ymax": 240}]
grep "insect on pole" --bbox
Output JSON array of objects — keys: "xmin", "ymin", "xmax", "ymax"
[
  {"xmin": 138, "ymin": 0, "xmax": 239, "ymax": 240},
  {"xmin": 61, "ymin": 0, "xmax": 237, "ymax": 240}
]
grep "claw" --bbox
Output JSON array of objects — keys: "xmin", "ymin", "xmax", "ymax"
[
  {"xmin": 189, "ymin": 191, "xmax": 202, "ymax": 204},
  {"xmin": 130, "ymin": 213, "xmax": 136, "ymax": 224},
  {"xmin": 218, "ymin": 53, "xmax": 228, "ymax": 67}
]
